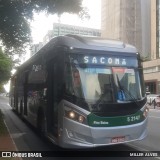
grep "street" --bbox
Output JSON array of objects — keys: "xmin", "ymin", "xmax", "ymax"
[
  {"xmin": 128, "ymin": 108, "xmax": 160, "ymax": 152},
  {"xmin": 0, "ymin": 96, "xmax": 159, "ymax": 160}
]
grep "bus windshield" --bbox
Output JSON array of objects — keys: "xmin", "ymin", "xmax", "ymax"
[{"xmin": 69, "ymin": 65, "xmax": 144, "ymax": 104}]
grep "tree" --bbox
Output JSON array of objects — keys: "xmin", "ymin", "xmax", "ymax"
[
  {"xmin": 0, "ymin": 84, "xmax": 6, "ymax": 93},
  {"xmin": 0, "ymin": 0, "xmax": 87, "ymax": 55},
  {"xmin": 0, "ymin": 48, "xmax": 12, "ymax": 87}
]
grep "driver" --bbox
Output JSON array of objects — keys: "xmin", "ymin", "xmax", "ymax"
[{"xmin": 73, "ymin": 69, "xmax": 82, "ymax": 97}]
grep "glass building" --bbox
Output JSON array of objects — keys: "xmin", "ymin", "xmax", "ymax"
[
  {"xmin": 43, "ymin": 23, "xmax": 101, "ymax": 45},
  {"xmin": 31, "ymin": 23, "xmax": 101, "ymax": 56}
]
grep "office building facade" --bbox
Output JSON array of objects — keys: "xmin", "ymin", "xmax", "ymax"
[
  {"xmin": 43, "ymin": 23, "xmax": 101, "ymax": 45},
  {"xmin": 30, "ymin": 42, "xmax": 43, "ymax": 57},
  {"xmin": 101, "ymin": 0, "xmax": 150, "ymax": 57},
  {"xmin": 143, "ymin": 0, "xmax": 160, "ymax": 94},
  {"xmin": 101, "ymin": 0, "xmax": 160, "ymax": 94},
  {"xmin": 31, "ymin": 23, "xmax": 101, "ymax": 56}
]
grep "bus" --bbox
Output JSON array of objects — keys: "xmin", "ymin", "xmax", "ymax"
[{"xmin": 9, "ymin": 35, "xmax": 149, "ymax": 148}]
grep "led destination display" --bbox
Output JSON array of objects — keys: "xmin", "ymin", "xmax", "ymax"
[{"xmin": 71, "ymin": 54, "xmax": 138, "ymax": 67}]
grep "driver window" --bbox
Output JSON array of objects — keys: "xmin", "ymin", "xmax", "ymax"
[
  {"xmin": 65, "ymin": 63, "xmax": 74, "ymax": 95},
  {"xmin": 72, "ymin": 69, "xmax": 83, "ymax": 97}
]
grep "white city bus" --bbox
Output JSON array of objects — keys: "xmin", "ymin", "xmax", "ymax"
[{"xmin": 10, "ymin": 35, "xmax": 149, "ymax": 148}]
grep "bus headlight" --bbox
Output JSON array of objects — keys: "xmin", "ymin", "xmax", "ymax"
[
  {"xmin": 69, "ymin": 111, "xmax": 76, "ymax": 119},
  {"xmin": 64, "ymin": 107, "xmax": 87, "ymax": 125},
  {"xmin": 78, "ymin": 115, "xmax": 85, "ymax": 123}
]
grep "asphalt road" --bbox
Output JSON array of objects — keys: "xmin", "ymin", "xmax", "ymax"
[
  {"xmin": 128, "ymin": 108, "xmax": 160, "ymax": 151},
  {"xmin": 0, "ymin": 96, "xmax": 159, "ymax": 160}
]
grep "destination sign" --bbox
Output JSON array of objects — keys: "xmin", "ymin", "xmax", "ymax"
[{"xmin": 71, "ymin": 54, "xmax": 138, "ymax": 67}]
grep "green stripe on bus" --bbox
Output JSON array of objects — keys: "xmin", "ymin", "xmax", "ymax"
[{"xmin": 87, "ymin": 111, "xmax": 145, "ymax": 127}]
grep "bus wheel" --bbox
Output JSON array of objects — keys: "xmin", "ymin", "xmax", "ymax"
[{"xmin": 37, "ymin": 111, "xmax": 46, "ymax": 137}]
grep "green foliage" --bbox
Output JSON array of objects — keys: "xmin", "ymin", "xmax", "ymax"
[
  {"xmin": 0, "ymin": 48, "xmax": 12, "ymax": 85},
  {"xmin": 0, "ymin": 0, "xmax": 84, "ymax": 54},
  {"xmin": 0, "ymin": 84, "xmax": 5, "ymax": 93}
]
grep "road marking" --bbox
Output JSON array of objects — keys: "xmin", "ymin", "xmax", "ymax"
[
  {"xmin": 11, "ymin": 133, "xmax": 26, "ymax": 138},
  {"xmin": 127, "ymin": 143, "xmax": 160, "ymax": 160}
]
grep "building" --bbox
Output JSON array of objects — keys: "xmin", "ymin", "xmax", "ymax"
[
  {"xmin": 30, "ymin": 42, "xmax": 43, "ymax": 57},
  {"xmin": 31, "ymin": 23, "xmax": 101, "ymax": 56},
  {"xmin": 143, "ymin": 0, "xmax": 160, "ymax": 94},
  {"xmin": 101, "ymin": 0, "xmax": 160, "ymax": 94},
  {"xmin": 143, "ymin": 59, "xmax": 160, "ymax": 94},
  {"xmin": 43, "ymin": 23, "xmax": 101, "ymax": 45},
  {"xmin": 101, "ymin": 0, "xmax": 150, "ymax": 58}
]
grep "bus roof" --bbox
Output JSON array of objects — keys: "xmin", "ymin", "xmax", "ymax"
[
  {"xmin": 37, "ymin": 34, "xmax": 138, "ymax": 55},
  {"xmin": 13, "ymin": 35, "xmax": 138, "ymax": 75}
]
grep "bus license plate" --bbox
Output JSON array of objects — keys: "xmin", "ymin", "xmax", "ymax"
[{"xmin": 111, "ymin": 136, "xmax": 125, "ymax": 143}]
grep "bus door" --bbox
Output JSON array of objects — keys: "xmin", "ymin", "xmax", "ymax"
[{"xmin": 47, "ymin": 58, "xmax": 60, "ymax": 137}]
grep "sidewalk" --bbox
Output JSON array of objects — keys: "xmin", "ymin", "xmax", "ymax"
[
  {"xmin": 0, "ymin": 109, "xmax": 20, "ymax": 160},
  {"xmin": 0, "ymin": 130, "xmax": 17, "ymax": 151},
  {"xmin": 0, "ymin": 135, "xmax": 21, "ymax": 160}
]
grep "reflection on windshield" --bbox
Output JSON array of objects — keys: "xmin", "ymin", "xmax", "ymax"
[
  {"xmin": 112, "ymin": 68, "xmax": 142, "ymax": 101},
  {"xmin": 72, "ymin": 68, "xmax": 83, "ymax": 97},
  {"xmin": 78, "ymin": 67, "xmax": 113, "ymax": 103},
  {"xmin": 66, "ymin": 65, "xmax": 144, "ymax": 104}
]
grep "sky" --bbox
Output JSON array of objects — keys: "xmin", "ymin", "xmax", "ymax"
[{"xmin": 31, "ymin": 0, "xmax": 101, "ymax": 44}]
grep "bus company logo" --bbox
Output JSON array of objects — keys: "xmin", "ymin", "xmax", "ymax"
[
  {"xmin": 93, "ymin": 121, "xmax": 109, "ymax": 125},
  {"xmin": 2, "ymin": 152, "xmax": 11, "ymax": 157},
  {"xmin": 83, "ymin": 56, "xmax": 127, "ymax": 66},
  {"xmin": 1, "ymin": 152, "xmax": 42, "ymax": 158}
]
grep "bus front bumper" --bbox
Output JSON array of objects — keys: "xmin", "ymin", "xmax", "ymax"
[{"xmin": 59, "ymin": 117, "xmax": 148, "ymax": 148}]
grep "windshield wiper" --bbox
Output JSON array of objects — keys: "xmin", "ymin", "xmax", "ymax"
[{"xmin": 116, "ymin": 75, "xmax": 141, "ymax": 106}]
